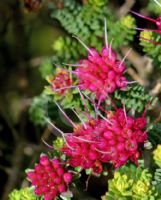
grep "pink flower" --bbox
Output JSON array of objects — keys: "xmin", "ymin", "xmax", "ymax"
[
  {"xmin": 61, "ymin": 108, "xmax": 147, "ymax": 171},
  {"xmin": 75, "ymin": 45, "xmax": 127, "ymax": 100},
  {"xmin": 27, "ymin": 155, "xmax": 72, "ymax": 199},
  {"xmin": 63, "ymin": 172, "xmax": 73, "ymax": 184},
  {"xmin": 50, "ymin": 69, "xmax": 72, "ymax": 95}
]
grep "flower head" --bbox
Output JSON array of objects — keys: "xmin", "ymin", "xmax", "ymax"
[
  {"xmin": 61, "ymin": 107, "xmax": 147, "ymax": 172},
  {"xmin": 27, "ymin": 155, "xmax": 72, "ymax": 200},
  {"xmin": 75, "ymin": 45, "xmax": 127, "ymax": 100},
  {"xmin": 48, "ymin": 68, "xmax": 72, "ymax": 95}
]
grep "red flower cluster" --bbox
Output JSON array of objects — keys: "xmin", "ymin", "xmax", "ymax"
[
  {"xmin": 51, "ymin": 69, "xmax": 72, "ymax": 95},
  {"xmin": 27, "ymin": 155, "xmax": 72, "ymax": 200},
  {"xmin": 61, "ymin": 108, "xmax": 147, "ymax": 172},
  {"xmin": 62, "ymin": 119, "xmax": 105, "ymax": 174},
  {"xmin": 75, "ymin": 46, "xmax": 127, "ymax": 100}
]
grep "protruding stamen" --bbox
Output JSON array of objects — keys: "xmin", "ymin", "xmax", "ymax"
[
  {"xmin": 130, "ymin": 11, "xmax": 156, "ymax": 23},
  {"xmin": 45, "ymin": 118, "xmax": 74, "ymax": 150},
  {"xmin": 97, "ymin": 95, "xmax": 103, "ymax": 111},
  {"xmin": 97, "ymin": 110, "xmax": 113, "ymax": 125},
  {"xmin": 140, "ymin": 36, "xmax": 161, "ymax": 44},
  {"xmin": 72, "ymin": 35, "xmax": 94, "ymax": 56},
  {"xmin": 85, "ymin": 174, "xmax": 92, "ymax": 191},
  {"xmin": 62, "ymin": 62, "xmax": 84, "ymax": 67},
  {"xmin": 53, "ymin": 62, "xmax": 61, "ymax": 68},
  {"xmin": 143, "ymin": 99, "xmax": 153, "ymax": 117},
  {"xmin": 134, "ymin": 27, "xmax": 161, "ymax": 33},
  {"xmin": 95, "ymin": 148, "xmax": 110, "ymax": 154},
  {"xmin": 54, "ymin": 85, "xmax": 78, "ymax": 92},
  {"xmin": 104, "ymin": 18, "xmax": 108, "ymax": 48},
  {"xmin": 123, "ymin": 103, "xmax": 127, "ymax": 123},
  {"xmin": 77, "ymin": 88, "xmax": 90, "ymax": 113},
  {"xmin": 72, "ymin": 135, "xmax": 97, "ymax": 143},
  {"xmin": 119, "ymin": 48, "xmax": 132, "ymax": 67},
  {"xmin": 82, "ymin": 92, "xmax": 109, "ymax": 115},
  {"xmin": 41, "ymin": 138, "xmax": 53, "ymax": 149},
  {"xmin": 126, "ymin": 81, "xmax": 138, "ymax": 84},
  {"xmin": 92, "ymin": 97, "xmax": 99, "ymax": 119},
  {"xmin": 64, "ymin": 69, "xmax": 77, "ymax": 75},
  {"xmin": 81, "ymin": 92, "xmax": 98, "ymax": 119},
  {"xmin": 109, "ymin": 38, "xmax": 114, "ymax": 59},
  {"xmin": 54, "ymin": 101, "xmax": 77, "ymax": 128},
  {"xmin": 106, "ymin": 94, "xmax": 117, "ymax": 111},
  {"xmin": 153, "ymin": 0, "xmax": 161, "ymax": 7},
  {"xmin": 71, "ymin": 108, "xmax": 87, "ymax": 129}
]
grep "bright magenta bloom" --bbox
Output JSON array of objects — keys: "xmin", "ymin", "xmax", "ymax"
[
  {"xmin": 61, "ymin": 108, "xmax": 147, "ymax": 172},
  {"xmin": 27, "ymin": 155, "xmax": 72, "ymax": 200},
  {"xmin": 75, "ymin": 46, "xmax": 127, "ymax": 100}
]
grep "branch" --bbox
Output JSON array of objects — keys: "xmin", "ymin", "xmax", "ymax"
[
  {"xmin": 118, "ymin": 0, "xmax": 135, "ymax": 17},
  {"xmin": 150, "ymin": 81, "xmax": 161, "ymax": 96},
  {"xmin": 126, "ymin": 67, "xmax": 146, "ymax": 86},
  {"xmin": 121, "ymin": 46, "xmax": 153, "ymax": 81}
]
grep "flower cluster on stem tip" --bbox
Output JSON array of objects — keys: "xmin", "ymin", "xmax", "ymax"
[
  {"xmin": 75, "ymin": 45, "xmax": 128, "ymax": 100},
  {"xmin": 48, "ymin": 68, "xmax": 72, "ymax": 95},
  {"xmin": 27, "ymin": 155, "xmax": 72, "ymax": 200},
  {"xmin": 61, "ymin": 107, "xmax": 147, "ymax": 172}
]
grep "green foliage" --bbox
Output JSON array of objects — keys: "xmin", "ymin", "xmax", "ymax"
[
  {"xmin": 50, "ymin": 1, "xmax": 87, "ymax": 39},
  {"xmin": 108, "ymin": 15, "xmax": 136, "ymax": 49},
  {"xmin": 114, "ymin": 85, "xmax": 156, "ymax": 113},
  {"xmin": 49, "ymin": 1, "xmax": 136, "ymax": 64},
  {"xmin": 52, "ymin": 36, "xmax": 86, "ymax": 62},
  {"xmin": 50, "ymin": 3, "xmax": 136, "ymax": 51},
  {"xmin": 44, "ymin": 85, "xmax": 82, "ymax": 109},
  {"xmin": 153, "ymin": 168, "xmax": 161, "ymax": 185},
  {"xmin": 8, "ymin": 187, "xmax": 42, "ymax": 200},
  {"xmin": 39, "ymin": 58, "xmax": 54, "ymax": 79},
  {"xmin": 148, "ymin": 124, "xmax": 161, "ymax": 147},
  {"xmin": 153, "ymin": 168, "xmax": 161, "ymax": 195},
  {"xmin": 153, "ymin": 145, "xmax": 161, "ymax": 167},
  {"xmin": 140, "ymin": 31, "xmax": 161, "ymax": 67},
  {"xmin": 104, "ymin": 164, "xmax": 160, "ymax": 200},
  {"xmin": 50, "ymin": 0, "xmax": 112, "ymax": 49},
  {"xmin": 147, "ymin": 0, "xmax": 161, "ymax": 16},
  {"xmin": 86, "ymin": 0, "xmax": 108, "ymax": 7},
  {"xmin": 29, "ymin": 93, "xmax": 55, "ymax": 126}
]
